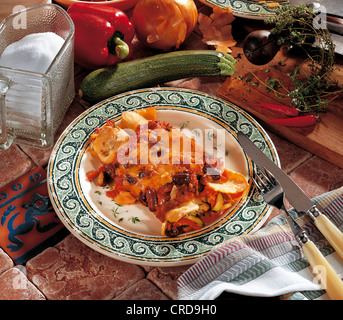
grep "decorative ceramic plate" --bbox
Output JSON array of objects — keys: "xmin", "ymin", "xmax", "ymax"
[
  {"xmin": 201, "ymin": 0, "xmax": 288, "ymax": 20},
  {"xmin": 48, "ymin": 88, "xmax": 280, "ymax": 266}
]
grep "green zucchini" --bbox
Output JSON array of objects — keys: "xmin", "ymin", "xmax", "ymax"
[
  {"xmin": 79, "ymin": 50, "xmax": 236, "ymax": 104},
  {"xmin": 183, "ymin": 215, "xmax": 205, "ymax": 228}
]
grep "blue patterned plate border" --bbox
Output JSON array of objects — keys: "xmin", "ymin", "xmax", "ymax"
[
  {"xmin": 47, "ymin": 88, "xmax": 280, "ymax": 266},
  {"xmin": 200, "ymin": 0, "xmax": 289, "ymax": 20}
]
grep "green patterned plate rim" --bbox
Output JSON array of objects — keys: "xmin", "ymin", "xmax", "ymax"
[
  {"xmin": 200, "ymin": 0, "xmax": 289, "ymax": 19},
  {"xmin": 47, "ymin": 88, "xmax": 280, "ymax": 266}
]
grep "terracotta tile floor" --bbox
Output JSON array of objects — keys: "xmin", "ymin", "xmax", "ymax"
[{"xmin": 0, "ymin": 4, "xmax": 342, "ymax": 299}]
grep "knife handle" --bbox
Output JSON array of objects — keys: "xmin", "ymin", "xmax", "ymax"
[
  {"xmin": 302, "ymin": 240, "xmax": 343, "ymax": 300},
  {"xmin": 309, "ymin": 208, "xmax": 343, "ymax": 262},
  {"xmin": 327, "ymin": 15, "xmax": 343, "ymax": 26}
]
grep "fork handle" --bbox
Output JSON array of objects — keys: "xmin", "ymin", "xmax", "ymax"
[
  {"xmin": 302, "ymin": 240, "xmax": 343, "ymax": 300},
  {"xmin": 308, "ymin": 207, "xmax": 343, "ymax": 262}
]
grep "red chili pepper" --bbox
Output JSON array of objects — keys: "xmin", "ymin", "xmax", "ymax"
[
  {"xmin": 268, "ymin": 115, "xmax": 317, "ymax": 127},
  {"xmin": 67, "ymin": 3, "xmax": 135, "ymax": 69},
  {"xmin": 254, "ymin": 103, "xmax": 299, "ymax": 117}
]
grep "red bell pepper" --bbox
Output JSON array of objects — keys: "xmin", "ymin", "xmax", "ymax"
[
  {"xmin": 67, "ymin": 3, "xmax": 135, "ymax": 69},
  {"xmin": 86, "ymin": 165, "xmax": 104, "ymax": 181},
  {"xmin": 176, "ymin": 218, "xmax": 203, "ymax": 230}
]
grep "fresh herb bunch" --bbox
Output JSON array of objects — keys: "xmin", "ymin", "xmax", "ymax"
[{"xmin": 265, "ymin": 4, "xmax": 341, "ymax": 112}]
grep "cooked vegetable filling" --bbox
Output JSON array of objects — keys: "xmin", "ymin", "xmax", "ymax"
[{"xmin": 87, "ymin": 107, "xmax": 248, "ymax": 237}]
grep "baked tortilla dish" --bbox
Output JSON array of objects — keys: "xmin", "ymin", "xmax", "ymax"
[{"xmin": 87, "ymin": 107, "xmax": 248, "ymax": 237}]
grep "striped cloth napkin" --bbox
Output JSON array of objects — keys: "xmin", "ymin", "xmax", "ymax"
[{"xmin": 177, "ymin": 187, "xmax": 343, "ymax": 300}]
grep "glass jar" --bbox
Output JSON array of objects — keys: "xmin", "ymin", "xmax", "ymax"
[{"xmin": 0, "ymin": 4, "xmax": 75, "ymax": 149}]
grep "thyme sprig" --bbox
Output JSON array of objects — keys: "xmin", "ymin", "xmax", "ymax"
[{"xmin": 264, "ymin": 4, "xmax": 342, "ymax": 112}]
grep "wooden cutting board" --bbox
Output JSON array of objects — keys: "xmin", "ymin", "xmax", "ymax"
[{"xmin": 217, "ymin": 46, "xmax": 343, "ymax": 169}]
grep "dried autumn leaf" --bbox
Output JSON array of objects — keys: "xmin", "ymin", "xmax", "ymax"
[{"xmin": 198, "ymin": 6, "xmax": 236, "ymax": 53}]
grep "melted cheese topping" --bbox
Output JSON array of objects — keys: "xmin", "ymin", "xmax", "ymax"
[
  {"xmin": 90, "ymin": 126, "xmax": 129, "ymax": 164},
  {"xmin": 88, "ymin": 108, "xmax": 249, "ymax": 236}
]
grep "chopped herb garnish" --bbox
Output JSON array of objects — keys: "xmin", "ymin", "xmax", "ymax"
[
  {"xmin": 180, "ymin": 121, "xmax": 189, "ymax": 130},
  {"xmin": 245, "ymin": 76, "xmax": 252, "ymax": 83},
  {"xmin": 131, "ymin": 217, "xmax": 140, "ymax": 224},
  {"xmin": 191, "ymin": 129, "xmax": 201, "ymax": 137},
  {"xmin": 111, "ymin": 206, "xmax": 120, "ymax": 217}
]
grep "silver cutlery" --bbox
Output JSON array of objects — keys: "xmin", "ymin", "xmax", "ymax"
[
  {"xmin": 253, "ymin": 168, "xmax": 343, "ymax": 299},
  {"xmin": 237, "ymin": 132, "xmax": 343, "ymax": 300},
  {"xmin": 237, "ymin": 132, "xmax": 343, "ymax": 262}
]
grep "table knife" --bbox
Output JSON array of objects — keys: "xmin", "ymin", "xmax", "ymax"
[{"xmin": 237, "ymin": 132, "xmax": 343, "ymax": 262}]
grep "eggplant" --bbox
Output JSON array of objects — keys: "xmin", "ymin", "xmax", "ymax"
[{"xmin": 243, "ymin": 30, "xmax": 280, "ymax": 65}]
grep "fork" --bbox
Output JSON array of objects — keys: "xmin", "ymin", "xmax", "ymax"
[{"xmin": 254, "ymin": 169, "xmax": 343, "ymax": 300}]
